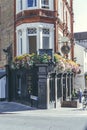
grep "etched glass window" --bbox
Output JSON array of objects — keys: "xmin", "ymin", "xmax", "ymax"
[
  {"xmin": 27, "ymin": 28, "xmax": 37, "ymax": 34},
  {"xmin": 42, "ymin": 29, "xmax": 49, "ymax": 34}
]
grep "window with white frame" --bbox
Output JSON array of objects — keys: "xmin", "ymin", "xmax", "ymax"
[
  {"xmin": 41, "ymin": 0, "xmax": 49, "ymax": 9},
  {"xmin": 42, "ymin": 28, "xmax": 50, "ymax": 49},
  {"xmin": 16, "ymin": 0, "xmax": 53, "ymax": 13},
  {"xmin": 27, "ymin": 0, "xmax": 37, "ymax": 7},
  {"xmin": 20, "ymin": 0, "xmax": 23, "ymax": 10},
  {"xmin": 58, "ymin": 0, "xmax": 63, "ymax": 21},
  {"xmin": 16, "ymin": 0, "xmax": 23, "ymax": 13},
  {"xmin": 27, "ymin": 28, "xmax": 37, "ymax": 54},
  {"xmin": 18, "ymin": 0, "xmax": 23, "ymax": 11},
  {"xmin": 18, "ymin": 31, "xmax": 23, "ymax": 55}
]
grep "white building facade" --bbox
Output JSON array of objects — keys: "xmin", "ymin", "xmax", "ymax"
[
  {"xmin": 74, "ymin": 43, "xmax": 87, "ymax": 90},
  {"xmin": 16, "ymin": 23, "xmax": 54, "ymax": 56},
  {"xmin": 74, "ymin": 32, "xmax": 87, "ymax": 90}
]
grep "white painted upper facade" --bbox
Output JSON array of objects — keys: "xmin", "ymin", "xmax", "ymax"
[
  {"xmin": 74, "ymin": 44, "xmax": 87, "ymax": 74},
  {"xmin": 16, "ymin": 0, "xmax": 72, "ymax": 56},
  {"xmin": 16, "ymin": 23, "xmax": 54, "ymax": 56},
  {"xmin": 74, "ymin": 43, "xmax": 87, "ymax": 90},
  {"xmin": 16, "ymin": 0, "xmax": 54, "ymax": 13}
]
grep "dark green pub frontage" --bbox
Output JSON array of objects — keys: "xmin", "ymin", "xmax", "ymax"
[{"xmin": 6, "ymin": 62, "xmax": 76, "ymax": 109}]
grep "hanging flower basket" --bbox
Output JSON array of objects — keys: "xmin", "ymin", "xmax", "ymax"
[
  {"xmin": 11, "ymin": 53, "xmax": 81, "ymax": 75},
  {"xmin": 11, "ymin": 53, "xmax": 52, "ymax": 69},
  {"xmin": 54, "ymin": 53, "xmax": 81, "ymax": 74}
]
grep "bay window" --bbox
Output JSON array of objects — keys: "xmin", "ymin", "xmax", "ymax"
[
  {"xmin": 16, "ymin": 0, "xmax": 53, "ymax": 13},
  {"xmin": 16, "ymin": 23, "xmax": 54, "ymax": 56}
]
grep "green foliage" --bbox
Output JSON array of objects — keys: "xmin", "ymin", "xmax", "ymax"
[{"xmin": 11, "ymin": 53, "xmax": 52, "ymax": 69}]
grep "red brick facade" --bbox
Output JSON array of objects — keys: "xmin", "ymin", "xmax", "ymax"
[
  {"xmin": 16, "ymin": 0, "xmax": 74, "ymax": 58},
  {"xmin": 0, "ymin": 0, "xmax": 74, "ymax": 68}
]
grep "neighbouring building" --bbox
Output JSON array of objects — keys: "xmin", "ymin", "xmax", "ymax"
[
  {"xmin": 0, "ymin": 0, "xmax": 14, "ymax": 100},
  {"xmin": 74, "ymin": 32, "xmax": 87, "ymax": 48},
  {"xmin": 0, "ymin": 0, "xmax": 14, "ymax": 68},
  {"xmin": 74, "ymin": 32, "xmax": 87, "ymax": 90},
  {"xmin": 74, "ymin": 44, "xmax": 87, "ymax": 90}
]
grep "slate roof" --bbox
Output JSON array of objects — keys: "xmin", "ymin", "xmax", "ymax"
[
  {"xmin": 74, "ymin": 32, "xmax": 87, "ymax": 48},
  {"xmin": 74, "ymin": 32, "xmax": 87, "ymax": 40}
]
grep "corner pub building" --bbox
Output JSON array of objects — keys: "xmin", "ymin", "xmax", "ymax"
[{"xmin": 0, "ymin": 0, "xmax": 75, "ymax": 109}]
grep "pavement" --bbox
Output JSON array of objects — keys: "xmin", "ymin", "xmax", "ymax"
[
  {"xmin": 0, "ymin": 101, "xmax": 36, "ymax": 113},
  {"xmin": 0, "ymin": 102, "xmax": 87, "ymax": 130},
  {"xmin": 0, "ymin": 101, "xmax": 87, "ymax": 117}
]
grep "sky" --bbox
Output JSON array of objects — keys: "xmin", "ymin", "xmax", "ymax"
[{"xmin": 73, "ymin": 0, "xmax": 87, "ymax": 33}]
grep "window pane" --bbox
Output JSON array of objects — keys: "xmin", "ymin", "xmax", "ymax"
[
  {"xmin": 27, "ymin": 28, "xmax": 37, "ymax": 34},
  {"xmin": 18, "ymin": 31, "xmax": 22, "ymax": 55},
  {"xmin": 41, "ymin": 0, "xmax": 49, "ymax": 5},
  {"xmin": 42, "ymin": 29, "xmax": 49, "ymax": 34},
  {"xmin": 20, "ymin": 39, "xmax": 22, "ymax": 54},
  {"xmin": 28, "ymin": 36, "xmax": 37, "ymax": 54},
  {"xmin": 20, "ymin": 0, "xmax": 22, "ymax": 10},
  {"xmin": 27, "ymin": 0, "xmax": 37, "ymax": 7},
  {"xmin": 43, "ymin": 37, "xmax": 49, "ymax": 49},
  {"xmin": 41, "ymin": 0, "xmax": 49, "ymax": 9}
]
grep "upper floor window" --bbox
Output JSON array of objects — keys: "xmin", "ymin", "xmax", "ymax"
[
  {"xmin": 27, "ymin": 0, "xmax": 37, "ymax": 7},
  {"xmin": 16, "ymin": 0, "xmax": 53, "ymax": 13},
  {"xmin": 19, "ymin": 0, "xmax": 23, "ymax": 10},
  {"xmin": 58, "ymin": 0, "xmax": 63, "ymax": 21},
  {"xmin": 41, "ymin": 0, "xmax": 49, "ymax": 9}
]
